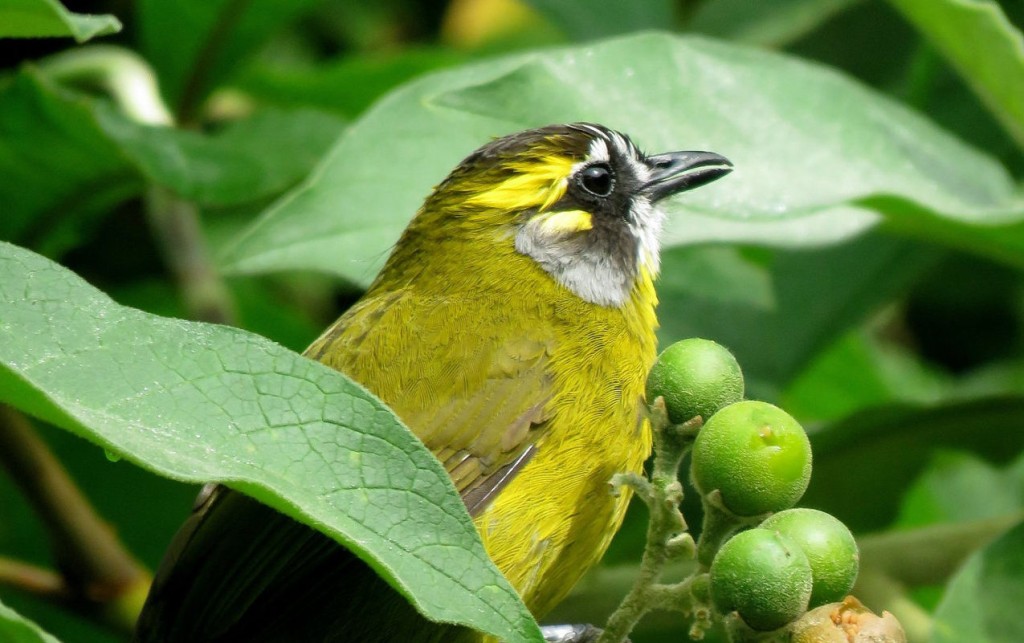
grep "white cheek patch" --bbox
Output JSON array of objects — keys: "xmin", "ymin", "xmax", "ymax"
[
  {"xmin": 627, "ymin": 196, "xmax": 664, "ymax": 277},
  {"xmin": 515, "ymin": 222, "xmax": 632, "ymax": 308}
]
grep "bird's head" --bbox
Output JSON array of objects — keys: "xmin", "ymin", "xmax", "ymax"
[{"xmin": 403, "ymin": 123, "xmax": 732, "ymax": 307}]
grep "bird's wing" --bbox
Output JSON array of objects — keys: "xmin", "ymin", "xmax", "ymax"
[
  {"xmin": 309, "ymin": 288, "xmax": 557, "ymax": 517},
  {"xmin": 406, "ymin": 333, "xmax": 554, "ymax": 516}
]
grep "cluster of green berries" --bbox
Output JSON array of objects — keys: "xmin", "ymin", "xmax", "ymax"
[{"xmin": 647, "ymin": 339, "xmax": 860, "ymax": 633}]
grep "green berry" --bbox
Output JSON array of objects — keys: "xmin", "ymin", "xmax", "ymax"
[
  {"xmin": 710, "ymin": 528, "xmax": 813, "ymax": 631},
  {"xmin": 646, "ymin": 338, "xmax": 744, "ymax": 424},
  {"xmin": 761, "ymin": 509, "xmax": 859, "ymax": 606},
  {"xmin": 692, "ymin": 400, "xmax": 811, "ymax": 516}
]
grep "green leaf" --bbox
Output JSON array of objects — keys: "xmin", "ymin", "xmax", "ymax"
[
  {"xmin": 897, "ymin": 451, "xmax": 1022, "ymax": 528},
  {"xmin": 0, "ymin": 67, "xmax": 342, "ymax": 255},
  {"xmin": 95, "ymin": 105, "xmax": 346, "ymax": 208},
  {"xmin": 886, "ymin": 0, "xmax": 1024, "ymax": 150},
  {"xmin": 805, "ymin": 398, "xmax": 1024, "ymax": 532},
  {"xmin": 0, "ymin": 242, "xmax": 541, "ymax": 643},
  {"xmin": 687, "ymin": 0, "xmax": 860, "ymax": 47},
  {"xmin": 0, "ymin": 600, "xmax": 61, "ymax": 643},
  {"xmin": 521, "ymin": 0, "xmax": 674, "ymax": 40},
  {"xmin": 234, "ymin": 48, "xmax": 467, "ymax": 118},
  {"xmin": 221, "ymin": 33, "xmax": 1023, "ymax": 284},
  {"xmin": 138, "ymin": 0, "xmax": 324, "ymax": 117},
  {"xmin": 0, "ymin": 0, "xmax": 120, "ymax": 42},
  {"xmin": 931, "ymin": 520, "xmax": 1024, "ymax": 643},
  {"xmin": 0, "ymin": 69, "xmax": 139, "ymax": 256},
  {"xmin": 783, "ymin": 330, "xmax": 951, "ymax": 422}
]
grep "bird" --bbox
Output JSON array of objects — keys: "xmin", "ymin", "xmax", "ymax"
[{"xmin": 134, "ymin": 122, "xmax": 732, "ymax": 642}]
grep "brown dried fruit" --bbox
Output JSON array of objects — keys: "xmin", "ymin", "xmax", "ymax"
[{"xmin": 790, "ymin": 596, "xmax": 906, "ymax": 642}]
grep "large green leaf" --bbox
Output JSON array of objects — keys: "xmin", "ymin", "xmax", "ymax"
[
  {"xmin": 0, "ymin": 0, "xmax": 120, "ymax": 42},
  {"xmin": 222, "ymin": 33, "xmax": 1023, "ymax": 285},
  {"xmin": 0, "ymin": 242, "xmax": 541, "ymax": 643},
  {"xmin": 886, "ymin": 0, "xmax": 1024, "ymax": 149},
  {"xmin": 931, "ymin": 520, "xmax": 1024, "ymax": 643},
  {"xmin": 137, "ymin": 0, "xmax": 324, "ymax": 117},
  {"xmin": 0, "ymin": 600, "xmax": 60, "ymax": 643}
]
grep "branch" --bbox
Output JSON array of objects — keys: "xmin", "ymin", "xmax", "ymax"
[
  {"xmin": 176, "ymin": 0, "xmax": 252, "ymax": 124},
  {"xmin": 145, "ymin": 185, "xmax": 237, "ymax": 325},
  {"xmin": 0, "ymin": 557, "xmax": 69, "ymax": 600},
  {"xmin": 0, "ymin": 405, "xmax": 150, "ymax": 633},
  {"xmin": 597, "ymin": 403, "xmax": 704, "ymax": 643}
]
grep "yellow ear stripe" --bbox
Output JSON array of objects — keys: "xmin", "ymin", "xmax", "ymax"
[
  {"xmin": 464, "ymin": 154, "xmax": 573, "ymax": 211},
  {"xmin": 533, "ymin": 209, "xmax": 593, "ymax": 234}
]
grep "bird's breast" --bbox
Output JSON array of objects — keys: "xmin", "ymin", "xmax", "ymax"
[{"xmin": 476, "ymin": 291, "xmax": 657, "ymax": 620}]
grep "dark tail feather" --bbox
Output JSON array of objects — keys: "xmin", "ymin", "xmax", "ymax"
[{"xmin": 135, "ymin": 487, "xmax": 473, "ymax": 642}]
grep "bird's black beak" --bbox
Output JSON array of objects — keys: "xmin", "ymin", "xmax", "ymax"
[{"xmin": 643, "ymin": 151, "xmax": 733, "ymax": 202}]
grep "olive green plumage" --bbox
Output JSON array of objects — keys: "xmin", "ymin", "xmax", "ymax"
[{"xmin": 135, "ymin": 123, "xmax": 731, "ymax": 642}]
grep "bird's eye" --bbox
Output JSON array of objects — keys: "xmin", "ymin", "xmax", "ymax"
[{"xmin": 579, "ymin": 164, "xmax": 614, "ymax": 197}]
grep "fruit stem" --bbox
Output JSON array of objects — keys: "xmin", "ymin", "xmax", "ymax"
[
  {"xmin": 695, "ymin": 492, "xmax": 763, "ymax": 569},
  {"xmin": 723, "ymin": 614, "xmax": 788, "ymax": 642},
  {"xmin": 144, "ymin": 185, "xmax": 237, "ymax": 325},
  {"xmin": 597, "ymin": 402, "xmax": 702, "ymax": 643},
  {"xmin": 696, "ymin": 500, "xmax": 739, "ymax": 569}
]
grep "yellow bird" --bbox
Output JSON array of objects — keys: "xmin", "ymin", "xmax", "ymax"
[{"xmin": 135, "ymin": 123, "xmax": 731, "ymax": 642}]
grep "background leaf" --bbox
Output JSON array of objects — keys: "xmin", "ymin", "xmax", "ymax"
[
  {"xmin": 805, "ymin": 398, "xmax": 1024, "ymax": 532},
  {"xmin": 885, "ymin": 0, "xmax": 1024, "ymax": 149},
  {"xmin": 656, "ymin": 233, "xmax": 939, "ymax": 396},
  {"xmin": 930, "ymin": 520, "xmax": 1024, "ymax": 642},
  {"xmin": 233, "ymin": 48, "xmax": 466, "ymax": 119},
  {"xmin": 0, "ymin": 0, "xmax": 120, "ymax": 43},
  {"xmin": 0, "ymin": 69, "xmax": 138, "ymax": 257},
  {"xmin": 0, "ymin": 66, "xmax": 342, "ymax": 258},
  {"xmin": 95, "ymin": 104, "xmax": 345, "ymax": 208},
  {"xmin": 687, "ymin": 0, "xmax": 860, "ymax": 47},
  {"xmin": 897, "ymin": 451, "xmax": 1024, "ymax": 528},
  {"xmin": 137, "ymin": 0, "xmax": 325, "ymax": 118},
  {"xmin": 0, "ymin": 241, "xmax": 541, "ymax": 643},
  {"xmin": 0, "ymin": 599, "xmax": 61, "ymax": 643},
  {"xmin": 782, "ymin": 331, "xmax": 952, "ymax": 423},
  {"xmin": 221, "ymin": 33, "xmax": 1023, "ymax": 285},
  {"xmin": 521, "ymin": 0, "xmax": 674, "ymax": 40}
]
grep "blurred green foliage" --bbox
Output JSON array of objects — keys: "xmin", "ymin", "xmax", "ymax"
[{"xmin": 1, "ymin": 0, "xmax": 1024, "ymax": 641}]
